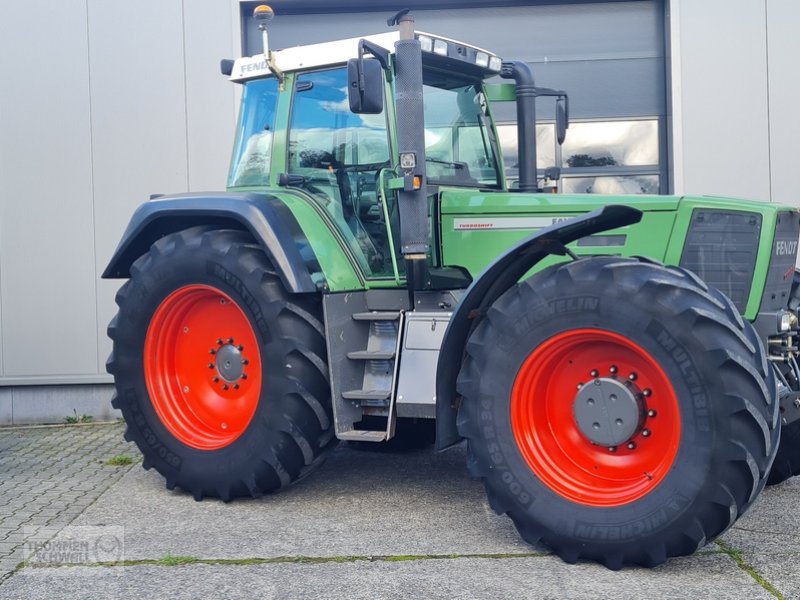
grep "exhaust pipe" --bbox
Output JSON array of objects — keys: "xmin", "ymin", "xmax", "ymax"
[{"xmin": 501, "ymin": 61, "xmax": 538, "ymax": 192}]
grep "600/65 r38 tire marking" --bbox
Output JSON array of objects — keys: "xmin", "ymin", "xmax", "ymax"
[
  {"xmin": 107, "ymin": 227, "xmax": 336, "ymax": 501},
  {"xmin": 457, "ymin": 256, "xmax": 779, "ymax": 568}
]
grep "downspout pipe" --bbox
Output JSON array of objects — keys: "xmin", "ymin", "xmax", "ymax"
[{"xmin": 501, "ymin": 61, "xmax": 538, "ymax": 192}]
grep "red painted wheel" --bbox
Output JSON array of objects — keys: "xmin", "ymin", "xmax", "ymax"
[
  {"xmin": 458, "ymin": 256, "xmax": 778, "ymax": 567},
  {"xmin": 144, "ymin": 284, "xmax": 262, "ymax": 450},
  {"xmin": 511, "ymin": 328, "xmax": 680, "ymax": 507}
]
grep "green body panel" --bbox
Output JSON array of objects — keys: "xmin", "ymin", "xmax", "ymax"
[
  {"xmin": 224, "ymin": 68, "xmax": 794, "ymax": 319},
  {"xmin": 230, "ymin": 187, "xmax": 365, "ymax": 291},
  {"xmin": 440, "ymin": 190, "xmax": 794, "ymax": 321}
]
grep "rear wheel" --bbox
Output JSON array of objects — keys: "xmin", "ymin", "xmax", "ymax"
[
  {"xmin": 457, "ymin": 256, "xmax": 779, "ymax": 568},
  {"xmin": 108, "ymin": 228, "xmax": 336, "ymax": 500}
]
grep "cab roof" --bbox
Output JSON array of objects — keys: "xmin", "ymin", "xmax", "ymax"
[{"xmin": 229, "ymin": 30, "xmax": 501, "ymax": 82}]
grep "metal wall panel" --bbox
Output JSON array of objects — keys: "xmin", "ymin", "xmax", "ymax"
[
  {"xmin": 185, "ymin": 2, "xmax": 238, "ymax": 191},
  {"xmin": 673, "ymin": 0, "xmax": 771, "ymax": 200},
  {"xmin": 89, "ymin": 0, "xmax": 190, "ymax": 375},
  {"xmin": 0, "ymin": 0, "xmax": 99, "ymax": 378},
  {"xmin": 766, "ymin": 0, "xmax": 800, "ymax": 207}
]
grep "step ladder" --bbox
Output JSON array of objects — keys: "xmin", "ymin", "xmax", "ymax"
[
  {"xmin": 322, "ymin": 295, "xmax": 405, "ymax": 443},
  {"xmin": 337, "ymin": 310, "xmax": 402, "ymax": 441}
]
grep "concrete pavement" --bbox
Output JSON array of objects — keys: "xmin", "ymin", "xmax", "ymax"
[{"xmin": 0, "ymin": 422, "xmax": 797, "ymax": 599}]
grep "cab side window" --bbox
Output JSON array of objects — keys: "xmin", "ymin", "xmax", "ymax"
[{"xmin": 288, "ymin": 68, "xmax": 393, "ymax": 277}]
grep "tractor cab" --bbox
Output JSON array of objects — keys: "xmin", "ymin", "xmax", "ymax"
[{"xmin": 224, "ymin": 19, "xmax": 565, "ymax": 282}]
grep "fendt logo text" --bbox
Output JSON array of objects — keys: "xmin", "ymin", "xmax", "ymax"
[{"xmin": 776, "ymin": 240, "xmax": 798, "ymax": 256}]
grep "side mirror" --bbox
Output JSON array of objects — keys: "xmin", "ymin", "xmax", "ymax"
[
  {"xmin": 347, "ymin": 58, "xmax": 384, "ymax": 114},
  {"xmin": 556, "ymin": 98, "xmax": 568, "ymax": 145}
]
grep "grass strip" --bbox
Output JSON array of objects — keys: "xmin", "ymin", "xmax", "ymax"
[
  {"xmin": 714, "ymin": 540, "xmax": 783, "ymax": 600},
  {"xmin": 26, "ymin": 551, "xmax": 548, "ymax": 570}
]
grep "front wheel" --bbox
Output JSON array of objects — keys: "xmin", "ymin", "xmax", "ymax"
[
  {"xmin": 107, "ymin": 228, "xmax": 336, "ymax": 500},
  {"xmin": 457, "ymin": 257, "xmax": 779, "ymax": 568}
]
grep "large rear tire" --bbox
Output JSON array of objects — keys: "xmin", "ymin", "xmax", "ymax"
[
  {"xmin": 107, "ymin": 228, "xmax": 336, "ymax": 500},
  {"xmin": 457, "ymin": 256, "xmax": 779, "ymax": 568}
]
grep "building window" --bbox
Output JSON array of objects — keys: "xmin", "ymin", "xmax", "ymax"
[{"xmin": 496, "ymin": 118, "xmax": 661, "ymax": 194}]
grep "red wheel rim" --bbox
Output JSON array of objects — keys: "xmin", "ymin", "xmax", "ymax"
[
  {"xmin": 511, "ymin": 328, "xmax": 680, "ymax": 507},
  {"xmin": 144, "ymin": 285, "xmax": 262, "ymax": 450}
]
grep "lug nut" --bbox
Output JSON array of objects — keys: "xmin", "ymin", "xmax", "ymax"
[
  {"xmin": 241, "ymin": 373, "xmax": 248, "ymax": 380},
  {"xmin": 590, "ymin": 369, "xmax": 599, "ymax": 378},
  {"xmin": 608, "ymin": 446, "xmax": 617, "ymax": 452},
  {"xmin": 647, "ymin": 409, "xmax": 657, "ymax": 418},
  {"xmin": 227, "ymin": 337, "xmax": 234, "ymax": 344},
  {"xmin": 217, "ymin": 338, "xmax": 224, "ymax": 345},
  {"xmin": 213, "ymin": 377, "xmax": 219, "ymax": 383},
  {"xmin": 576, "ymin": 382, "xmax": 583, "ymax": 389},
  {"xmin": 627, "ymin": 441, "xmax": 637, "ymax": 450},
  {"xmin": 642, "ymin": 429, "xmax": 651, "ymax": 437},
  {"xmin": 208, "ymin": 363, "xmax": 214, "ymax": 369},
  {"xmin": 609, "ymin": 365, "xmax": 618, "ymax": 374},
  {"xmin": 209, "ymin": 348, "xmax": 217, "ymax": 355},
  {"xmin": 234, "ymin": 384, "xmax": 240, "ymax": 390},
  {"xmin": 643, "ymin": 388, "xmax": 652, "ymax": 397},
  {"xmin": 242, "ymin": 359, "xmax": 249, "ymax": 366},
  {"xmin": 628, "ymin": 372, "xmax": 638, "ymax": 381},
  {"xmin": 237, "ymin": 345, "xmax": 244, "ymax": 351},
  {"xmin": 222, "ymin": 384, "xmax": 229, "ymax": 391}
]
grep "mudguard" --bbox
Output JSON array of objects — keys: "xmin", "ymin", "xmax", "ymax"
[
  {"xmin": 434, "ymin": 204, "xmax": 643, "ymax": 450},
  {"xmin": 102, "ymin": 192, "xmax": 319, "ymax": 293}
]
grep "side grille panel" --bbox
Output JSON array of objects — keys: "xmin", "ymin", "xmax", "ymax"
[{"xmin": 679, "ymin": 210, "xmax": 761, "ymax": 313}]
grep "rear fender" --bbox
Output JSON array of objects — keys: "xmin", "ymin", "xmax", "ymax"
[
  {"xmin": 102, "ymin": 192, "xmax": 320, "ymax": 293},
  {"xmin": 434, "ymin": 204, "xmax": 643, "ymax": 450}
]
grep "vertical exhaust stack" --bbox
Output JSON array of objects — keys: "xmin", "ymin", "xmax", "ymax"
[
  {"xmin": 501, "ymin": 61, "xmax": 538, "ymax": 192},
  {"xmin": 390, "ymin": 10, "xmax": 431, "ymax": 295}
]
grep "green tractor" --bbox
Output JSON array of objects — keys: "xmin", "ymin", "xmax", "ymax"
[{"xmin": 104, "ymin": 8, "xmax": 800, "ymax": 568}]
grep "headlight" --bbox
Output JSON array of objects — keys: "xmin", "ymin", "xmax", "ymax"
[
  {"xmin": 418, "ymin": 35, "xmax": 433, "ymax": 53},
  {"xmin": 433, "ymin": 39, "xmax": 448, "ymax": 56},
  {"xmin": 779, "ymin": 310, "xmax": 798, "ymax": 332}
]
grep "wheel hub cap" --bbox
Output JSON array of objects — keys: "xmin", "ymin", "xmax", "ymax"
[
  {"xmin": 215, "ymin": 343, "xmax": 245, "ymax": 382},
  {"xmin": 573, "ymin": 377, "xmax": 642, "ymax": 446}
]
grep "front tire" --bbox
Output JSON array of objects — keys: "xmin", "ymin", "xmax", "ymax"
[
  {"xmin": 457, "ymin": 257, "xmax": 779, "ymax": 568},
  {"xmin": 107, "ymin": 228, "xmax": 336, "ymax": 500}
]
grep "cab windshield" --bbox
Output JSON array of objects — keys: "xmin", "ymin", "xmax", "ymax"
[
  {"xmin": 422, "ymin": 74, "xmax": 502, "ymax": 189},
  {"xmin": 228, "ymin": 77, "xmax": 279, "ymax": 187}
]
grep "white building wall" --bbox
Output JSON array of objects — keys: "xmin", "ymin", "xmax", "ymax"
[
  {"xmin": 1, "ymin": 0, "xmax": 798, "ymax": 420},
  {"xmin": 0, "ymin": 1, "xmax": 239, "ymax": 421},
  {"xmin": 670, "ymin": 0, "xmax": 800, "ymax": 206}
]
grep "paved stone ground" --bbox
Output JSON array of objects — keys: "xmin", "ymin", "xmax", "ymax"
[
  {"xmin": 1, "ymin": 423, "xmax": 798, "ymax": 599},
  {"xmin": 0, "ymin": 423, "xmax": 136, "ymax": 583}
]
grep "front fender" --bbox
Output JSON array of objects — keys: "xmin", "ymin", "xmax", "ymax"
[
  {"xmin": 434, "ymin": 204, "xmax": 643, "ymax": 450},
  {"xmin": 102, "ymin": 192, "xmax": 319, "ymax": 293}
]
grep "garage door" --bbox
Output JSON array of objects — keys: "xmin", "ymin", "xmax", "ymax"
[{"xmin": 241, "ymin": 1, "xmax": 667, "ymax": 193}]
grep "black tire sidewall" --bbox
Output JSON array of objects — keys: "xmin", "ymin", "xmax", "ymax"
[
  {"xmin": 113, "ymin": 235, "xmax": 295, "ymax": 485},
  {"xmin": 468, "ymin": 275, "xmax": 736, "ymax": 546}
]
